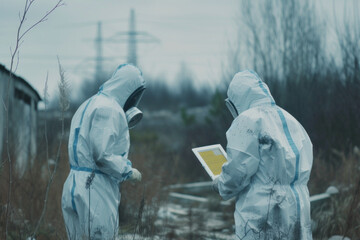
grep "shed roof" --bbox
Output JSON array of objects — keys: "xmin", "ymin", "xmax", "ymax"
[{"xmin": 0, "ymin": 64, "xmax": 41, "ymax": 101}]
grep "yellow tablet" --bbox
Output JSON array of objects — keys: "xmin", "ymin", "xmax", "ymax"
[{"xmin": 192, "ymin": 144, "xmax": 227, "ymax": 180}]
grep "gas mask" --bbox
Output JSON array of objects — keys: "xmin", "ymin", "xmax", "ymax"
[
  {"xmin": 225, "ymin": 98, "xmax": 238, "ymax": 119},
  {"xmin": 124, "ymin": 86, "xmax": 146, "ymax": 129},
  {"xmin": 125, "ymin": 107, "xmax": 143, "ymax": 129}
]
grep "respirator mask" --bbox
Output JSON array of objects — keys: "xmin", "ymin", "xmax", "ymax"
[
  {"xmin": 225, "ymin": 98, "xmax": 238, "ymax": 119},
  {"xmin": 123, "ymin": 86, "xmax": 146, "ymax": 129},
  {"xmin": 125, "ymin": 107, "xmax": 143, "ymax": 129}
]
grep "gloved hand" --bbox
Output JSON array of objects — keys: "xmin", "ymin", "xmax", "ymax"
[
  {"xmin": 212, "ymin": 177, "xmax": 219, "ymax": 194},
  {"xmin": 129, "ymin": 168, "xmax": 142, "ymax": 182}
]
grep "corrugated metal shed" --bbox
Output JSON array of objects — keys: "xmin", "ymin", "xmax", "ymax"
[{"xmin": 0, "ymin": 64, "xmax": 41, "ymax": 176}]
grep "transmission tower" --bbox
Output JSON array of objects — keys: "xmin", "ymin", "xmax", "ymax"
[
  {"xmin": 107, "ymin": 8, "xmax": 160, "ymax": 66},
  {"xmin": 86, "ymin": 9, "xmax": 159, "ymax": 81},
  {"xmin": 95, "ymin": 21, "xmax": 103, "ymax": 81},
  {"xmin": 128, "ymin": 9, "xmax": 137, "ymax": 65}
]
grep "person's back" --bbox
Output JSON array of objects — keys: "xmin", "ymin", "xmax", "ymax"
[
  {"xmin": 67, "ymin": 93, "xmax": 129, "ymax": 174},
  {"xmin": 62, "ymin": 64, "xmax": 145, "ymax": 239},
  {"xmin": 217, "ymin": 70, "xmax": 313, "ymax": 239}
]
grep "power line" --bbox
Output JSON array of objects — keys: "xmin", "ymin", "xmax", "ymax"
[
  {"xmin": 128, "ymin": 9, "xmax": 137, "ymax": 65},
  {"xmin": 95, "ymin": 22, "xmax": 103, "ymax": 81},
  {"xmin": 81, "ymin": 9, "xmax": 160, "ymax": 81},
  {"xmin": 104, "ymin": 9, "xmax": 160, "ymax": 66}
]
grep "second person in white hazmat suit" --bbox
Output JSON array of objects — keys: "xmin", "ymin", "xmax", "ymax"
[
  {"xmin": 214, "ymin": 70, "xmax": 313, "ymax": 239},
  {"xmin": 62, "ymin": 64, "xmax": 145, "ymax": 239}
]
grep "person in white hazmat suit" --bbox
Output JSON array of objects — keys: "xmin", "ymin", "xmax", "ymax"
[
  {"xmin": 214, "ymin": 70, "xmax": 313, "ymax": 239},
  {"xmin": 62, "ymin": 64, "xmax": 145, "ymax": 239}
]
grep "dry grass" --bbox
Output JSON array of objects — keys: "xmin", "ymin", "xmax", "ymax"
[
  {"xmin": 309, "ymin": 148, "xmax": 360, "ymax": 194},
  {"xmin": 0, "ymin": 141, "xmax": 69, "ymax": 239},
  {"xmin": 1, "ymin": 112, "xmax": 359, "ymax": 240},
  {"xmin": 118, "ymin": 130, "xmax": 173, "ymax": 237},
  {"xmin": 310, "ymin": 148, "xmax": 360, "ymax": 239}
]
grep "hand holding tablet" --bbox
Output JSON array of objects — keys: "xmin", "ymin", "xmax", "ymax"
[{"xmin": 192, "ymin": 144, "xmax": 227, "ymax": 180}]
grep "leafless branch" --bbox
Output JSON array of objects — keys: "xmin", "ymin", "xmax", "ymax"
[
  {"xmin": 43, "ymin": 72, "xmax": 50, "ymax": 175},
  {"xmin": 133, "ymin": 186, "xmax": 146, "ymax": 240},
  {"xmin": 19, "ymin": 0, "xmax": 65, "ymax": 42},
  {"xmin": 4, "ymin": 0, "xmax": 64, "ymax": 238},
  {"xmin": 32, "ymin": 60, "xmax": 68, "ymax": 238}
]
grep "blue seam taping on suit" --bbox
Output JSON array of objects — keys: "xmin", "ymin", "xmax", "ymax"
[
  {"xmin": 70, "ymin": 165, "xmax": 104, "ymax": 174},
  {"xmin": 73, "ymin": 128, "xmax": 80, "ymax": 165},
  {"xmin": 122, "ymin": 171, "xmax": 132, "ymax": 180},
  {"xmin": 249, "ymin": 70, "xmax": 301, "ymax": 224},
  {"xmin": 276, "ymin": 107, "xmax": 301, "ymax": 222},
  {"xmin": 249, "ymin": 70, "xmax": 276, "ymax": 106},
  {"xmin": 114, "ymin": 63, "xmax": 143, "ymax": 76},
  {"xmin": 70, "ymin": 82, "xmax": 131, "ymax": 213},
  {"xmin": 71, "ymin": 174, "xmax": 77, "ymax": 214},
  {"xmin": 73, "ymin": 96, "xmax": 96, "ymax": 166},
  {"xmin": 71, "ymin": 94, "xmax": 100, "ymax": 212},
  {"xmin": 116, "ymin": 63, "xmax": 128, "ymax": 71},
  {"xmin": 80, "ymin": 98, "xmax": 93, "ymax": 125}
]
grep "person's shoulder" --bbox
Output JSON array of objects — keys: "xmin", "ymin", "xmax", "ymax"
[
  {"xmin": 236, "ymin": 107, "xmax": 264, "ymax": 124},
  {"xmin": 228, "ymin": 106, "xmax": 277, "ymax": 134},
  {"xmin": 72, "ymin": 97, "xmax": 93, "ymax": 120},
  {"xmin": 92, "ymin": 95, "xmax": 121, "ymax": 111},
  {"xmin": 91, "ymin": 95, "xmax": 126, "ymax": 118},
  {"xmin": 276, "ymin": 107, "xmax": 312, "ymax": 143},
  {"xmin": 276, "ymin": 107, "xmax": 300, "ymax": 125},
  {"xmin": 229, "ymin": 109, "xmax": 262, "ymax": 132}
]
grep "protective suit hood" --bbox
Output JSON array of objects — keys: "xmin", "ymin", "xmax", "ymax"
[
  {"xmin": 219, "ymin": 70, "xmax": 313, "ymax": 239},
  {"xmin": 62, "ymin": 64, "xmax": 145, "ymax": 239},
  {"xmin": 227, "ymin": 70, "xmax": 275, "ymax": 115},
  {"xmin": 100, "ymin": 64, "xmax": 145, "ymax": 108}
]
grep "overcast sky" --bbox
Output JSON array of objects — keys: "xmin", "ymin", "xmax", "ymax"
[
  {"xmin": 0, "ymin": 0, "xmax": 356, "ymax": 99},
  {"xmin": 0, "ymin": 0, "xmax": 239, "ymax": 98}
]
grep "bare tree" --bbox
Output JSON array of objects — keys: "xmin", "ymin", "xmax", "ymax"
[
  {"xmin": 31, "ymin": 58, "xmax": 69, "ymax": 238},
  {"xmin": 229, "ymin": 0, "xmax": 324, "ymax": 83},
  {"xmin": 333, "ymin": 1, "xmax": 360, "ymax": 238},
  {"xmin": 3, "ymin": 0, "xmax": 64, "ymax": 238},
  {"xmin": 225, "ymin": 0, "xmax": 360, "ymax": 238}
]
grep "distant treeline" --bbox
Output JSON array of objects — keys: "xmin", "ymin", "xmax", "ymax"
[
  {"xmin": 220, "ymin": 0, "xmax": 360, "ymax": 153},
  {"xmin": 65, "ymin": 0, "xmax": 359, "ymax": 155},
  {"xmin": 268, "ymin": 68, "xmax": 360, "ymax": 154},
  {"xmin": 69, "ymin": 63, "xmax": 212, "ymax": 112}
]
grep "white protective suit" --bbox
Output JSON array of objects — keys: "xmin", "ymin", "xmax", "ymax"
[
  {"xmin": 62, "ymin": 64, "xmax": 145, "ymax": 239},
  {"xmin": 218, "ymin": 70, "xmax": 313, "ymax": 239}
]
